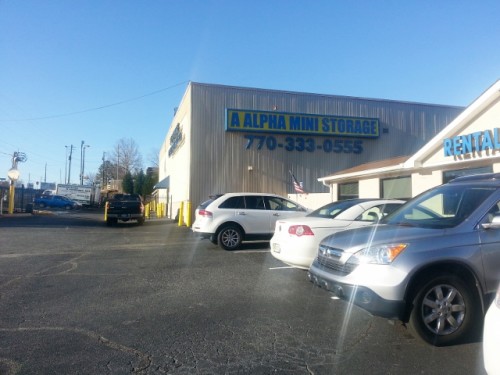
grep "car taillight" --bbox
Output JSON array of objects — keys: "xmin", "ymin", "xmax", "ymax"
[
  {"xmin": 288, "ymin": 225, "xmax": 314, "ymax": 236},
  {"xmin": 198, "ymin": 209, "xmax": 213, "ymax": 218}
]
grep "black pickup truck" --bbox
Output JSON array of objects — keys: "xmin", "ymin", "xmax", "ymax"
[{"xmin": 105, "ymin": 193, "xmax": 145, "ymax": 226}]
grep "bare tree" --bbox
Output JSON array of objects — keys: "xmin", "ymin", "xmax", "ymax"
[
  {"xmin": 147, "ymin": 147, "xmax": 159, "ymax": 168},
  {"xmin": 109, "ymin": 138, "xmax": 143, "ymax": 180},
  {"xmin": 86, "ymin": 172, "xmax": 96, "ymax": 186}
]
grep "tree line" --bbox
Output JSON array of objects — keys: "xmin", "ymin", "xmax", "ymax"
[{"xmin": 95, "ymin": 138, "xmax": 159, "ymax": 199}]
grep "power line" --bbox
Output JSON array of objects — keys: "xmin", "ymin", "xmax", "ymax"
[{"xmin": 0, "ymin": 80, "xmax": 189, "ymax": 122}]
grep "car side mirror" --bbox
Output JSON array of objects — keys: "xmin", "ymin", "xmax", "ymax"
[{"xmin": 482, "ymin": 214, "xmax": 500, "ymax": 229}]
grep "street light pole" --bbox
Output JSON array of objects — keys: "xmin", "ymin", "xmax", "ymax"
[
  {"xmin": 82, "ymin": 144, "xmax": 90, "ymax": 184},
  {"xmin": 7, "ymin": 151, "xmax": 26, "ymax": 214}
]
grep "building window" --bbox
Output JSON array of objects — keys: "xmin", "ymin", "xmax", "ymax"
[
  {"xmin": 381, "ymin": 176, "xmax": 412, "ymax": 199},
  {"xmin": 338, "ymin": 182, "xmax": 358, "ymax": 200},
  {"xmin": 443, "ymin": 166, "xmax": 493, "ymax": 183}
]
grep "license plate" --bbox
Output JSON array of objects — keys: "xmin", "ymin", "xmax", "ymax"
[
  {"xmin": 272, "ymin": 243, "xmax": 281, "ymax": 253},
  {"xmin": 120, "ymin": 214, "xmax": 130, "ymax": 218}
]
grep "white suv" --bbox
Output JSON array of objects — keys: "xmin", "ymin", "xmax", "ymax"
[{"xmin": 192, "ymin": 193, "xmax": 309, "ymax": 250}]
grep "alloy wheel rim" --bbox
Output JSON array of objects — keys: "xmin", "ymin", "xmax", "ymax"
[
  {"xmin": 421, "ymin": 284, "xmax": 466, "ymax": 336},
  {"xmin": 222, "ymin": 230, "xmax": 239, "ymax": 248}
]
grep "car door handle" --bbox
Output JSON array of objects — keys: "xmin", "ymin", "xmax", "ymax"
[
  {"xmin": 273, "ymin": 213, "xmax": 280, "ymax": 216},
  {"xmin": 237, "ymin": 211, "xmax": 246, "ymax": 215}
]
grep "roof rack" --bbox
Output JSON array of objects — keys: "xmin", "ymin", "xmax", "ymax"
[{"xmin": 449, "ymin": 173, "xmax": 500, "ymax": 183}]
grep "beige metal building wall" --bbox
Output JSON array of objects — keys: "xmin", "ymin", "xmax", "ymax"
[
  {"xmin": 160, "ymin": 82, "xmax": 464, "ymax": 220},
  {"xmin": 158, "ymin": 84, "xmax": 192, "ymax": 218}
]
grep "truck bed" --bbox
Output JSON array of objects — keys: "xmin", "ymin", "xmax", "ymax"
[{"xmin": 105, "ymin": 194, "xmax": 145, "ymax": 226}]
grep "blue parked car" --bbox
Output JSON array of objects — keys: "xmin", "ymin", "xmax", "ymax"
[{"xmin": 34, "ymin": 195, "xmax": 81, "ymax": 210}]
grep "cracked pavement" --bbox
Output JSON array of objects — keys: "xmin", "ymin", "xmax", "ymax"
[{"xmin": 0, "ymin": 212, "xmax": 487, "ymax": 374}]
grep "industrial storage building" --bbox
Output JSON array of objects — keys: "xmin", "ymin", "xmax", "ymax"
[
  {"xmin": 320, "ymin": 80, "xmax": 500, "ymax": 199},
  {"xmin": 157, "ymin": 82, "xmax": 463, "ymax": 221}
]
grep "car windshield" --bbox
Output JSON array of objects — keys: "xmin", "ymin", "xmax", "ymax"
[
  {"xmin": 307, "ymin": 199, "xmax": 368, "ymax": 219},
  {"xmin": 382, "ymin": 185, "xmax": 496, "ymax": 229}
]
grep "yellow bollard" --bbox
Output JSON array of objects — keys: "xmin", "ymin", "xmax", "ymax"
[
  {"xmin": 185, "ymin": 201, "xmax": 192, "ymax": 227},
  {"xmin": 104, "ymin": 202, "xmax": 108, "ymax": 221},
  {"xmin": 8, "ymin": 184, "xmax": 15, "ymax": 214},
  {"xmin": 178, "ymin": 201, "xmax": 184, "ymax": 226},
  {"xmin": 145, "ymin": 203, "xmax": 150, "ymax": 219}
]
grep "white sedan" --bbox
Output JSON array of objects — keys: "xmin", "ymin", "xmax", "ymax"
[
  {"xmin": 270, "ymin": 198, "xmax": 405, "ymax": 269},
  {"xmin": 484, "ymin": 284, "xmax": 500, "ymax": 374}
]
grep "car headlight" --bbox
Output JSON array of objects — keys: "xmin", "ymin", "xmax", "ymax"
[{"xmin": 347, "ymin": 243, "xmax": 408, "ymax": 265}]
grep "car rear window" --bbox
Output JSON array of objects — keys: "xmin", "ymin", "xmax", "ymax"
[
  {"xmin": 198, "ymin": 199, "xmax": 215, "ymax": 209},
  {"xmin": 112, "ymin": 194, "xmax": 141, "ymax": 201},
  {"xmin": 308, "ymin": 199, "xmax": 366, "ymax": 218},
  {"xmin": 218, "ymin": 196, "xmax": 245, "ymax": 209},
  {"xmin": 197, "ymin": 194, "xmax": 224, "ymax": 209}
]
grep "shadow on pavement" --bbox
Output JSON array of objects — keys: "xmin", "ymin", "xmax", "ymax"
[{"xmin": 0, "ymin": 211, "xmax": 175, "ymax": 229}]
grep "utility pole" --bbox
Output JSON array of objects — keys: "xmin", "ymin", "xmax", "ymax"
[
  {"xmin": 64, "ymin": 145, "xmax": 69, "ymax": 184},
  {"xmin": 67, "ymin": 145, "xmax": 74, "ymax": 184},
  {"xmin": 80, "ymin": 140, "xmax": 84, "ymax": 185}
]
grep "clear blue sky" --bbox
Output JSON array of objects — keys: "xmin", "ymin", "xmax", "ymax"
[{"xmin": 1, "ymin": 0, "xmax": 499, "ymax": 186}]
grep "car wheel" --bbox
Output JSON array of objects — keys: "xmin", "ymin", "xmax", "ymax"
[
  {"xmin": 106, "ymin": 218, "xmax": 116, "ymax": 227},
  {"xmin": 408, "ymin": 274, "xmax": 480, "ymax": 346},
  {"xmin": 137, "ymin": 217, "xmax": 145, "ymax": 225},
  {"xmin": 217, "ymin": 225, "xmax": 243, "ymax": 250}
]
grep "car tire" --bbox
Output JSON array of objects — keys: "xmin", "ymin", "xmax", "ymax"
[
  {"xmin": 137, "ymin": 217, "xmax": 145, "ymax": 225},
  {"xmin": 209, "ymin": 236, "xmax": 218, "ymax": 245},
  {"xmin": 217, "ymin": 225, "xmax": 243, "ymax": 250},
  {"xmin": 408, "ymin": 274, "xmax": 480, "ymax": 346},
  {"xmin": 106, "ymin": 218, "xmax": 116, "ymax": 227}
]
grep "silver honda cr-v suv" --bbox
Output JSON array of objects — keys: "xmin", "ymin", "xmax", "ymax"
[{"xmin": 308, "ymin": 173, "xmax": 500, "ymax": 346}]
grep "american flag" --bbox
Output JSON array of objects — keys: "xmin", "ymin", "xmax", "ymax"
[{"xmin": 290, "ymin": 171, "xmax": 306, "ymax": 194}]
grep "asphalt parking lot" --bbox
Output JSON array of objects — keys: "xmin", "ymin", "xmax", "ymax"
[{"xmin": 0, "ymin": 210, "xmax": 488, "ymax": 374}]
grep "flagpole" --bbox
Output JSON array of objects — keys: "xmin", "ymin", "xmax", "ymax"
[{"xmin": 289, "ymin": 169, "xmax": 306, "ymax": 196}]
